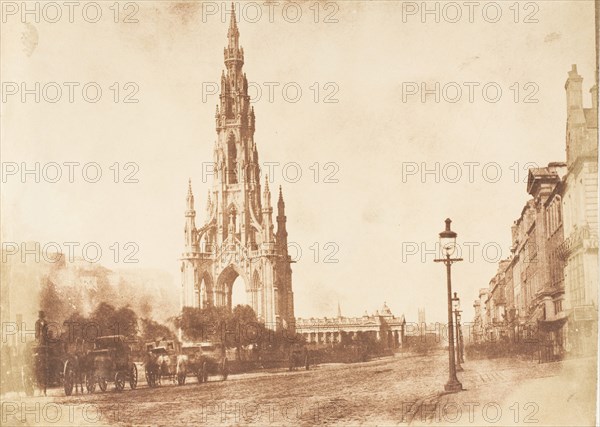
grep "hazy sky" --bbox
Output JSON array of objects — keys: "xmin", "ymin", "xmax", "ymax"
[{"xmin": 1, "ymin": 1, "xmax": 596, "ymax": 323}]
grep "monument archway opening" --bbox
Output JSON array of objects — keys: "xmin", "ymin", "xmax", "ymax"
[
  {"xmin": 217, "ymin": 264, "xmax": 250, "ymax": 312},
  {"xmin": 230, "ymin": 276, "xmax": 247, "ymax": 311}
]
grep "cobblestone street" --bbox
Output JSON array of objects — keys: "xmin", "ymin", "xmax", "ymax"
[{"xmin": 2, "ymin": 351, "xmax": 596, "ymax": 426}]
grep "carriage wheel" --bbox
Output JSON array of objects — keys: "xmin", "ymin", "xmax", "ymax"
[
  {"xmin": 85, "ymin": 373, "xmax": 96, "ymax": 393},
  {"xmin": 114, "ymin": 372, "xmax": 125, "ymax": 392},
  {"xmin": 129, "ymin": 364, "xmax": 138, "ymax": 390},
  {"xmin": 63, "ymin": 361, "xmax": 74, "ymax": 396},
  {"xmin": 221, "ymin": 359, "xmax": 228, "ymax": 381},
  {"xmin": 98, "ymin": 377, "xmax": 108, "ymax": 392}
]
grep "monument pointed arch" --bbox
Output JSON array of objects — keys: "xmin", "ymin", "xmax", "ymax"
[{"xmin": 180, "ymin": 6, "xmax": 295, "ymax": 331}]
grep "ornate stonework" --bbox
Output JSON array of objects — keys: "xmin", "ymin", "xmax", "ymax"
[{"xmin": 181, "ymin": 10, "xmax": 294, "ymax": 330}]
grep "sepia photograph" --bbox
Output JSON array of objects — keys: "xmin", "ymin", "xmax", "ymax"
[{"xmin": 0, "ymin": 0, "xmax": 598, "ymax": 425}]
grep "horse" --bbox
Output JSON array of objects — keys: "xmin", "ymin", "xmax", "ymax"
[
  {"xmin": 144, "ymin": 352, "xmax": 159, "ymax": 387},
  {"xmin": 71, "ymin": 353, "xmax": 86, "ymax": 394},
  {"xmin": 175, "ymin": 354, "xmax": 187, "ymax": 385}
]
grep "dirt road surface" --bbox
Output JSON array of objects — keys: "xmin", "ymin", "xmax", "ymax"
[{"xmin": 1, "ymin": 351, "xmax": 595, "ymax": 426}]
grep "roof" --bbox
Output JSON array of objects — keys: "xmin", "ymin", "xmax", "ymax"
[{"xmin": 526, "ymin": 165, "xmax": 563, "ymax": 196}]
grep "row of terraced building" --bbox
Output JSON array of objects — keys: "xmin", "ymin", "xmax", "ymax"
[{"xmin": 471, "ymin": 65, "xmax": 598, "ymax": 360}]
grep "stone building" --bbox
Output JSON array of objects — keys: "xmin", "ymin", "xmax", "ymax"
[
  {"xmin": 559, "ymin": 65, "xmax": 598, "ymax": 355},
  {"xmin": 181, "ymin": 9, "xmax": 295, "ymax": 330},
  {"xmin": 479, "ymin": 164, "xmax": 567, "ymax": 355},
  {"xmin": 295, "ymin": 303, "xmax": 405, "ymax": 349},
  {"xmin": 470, "ymin": 288, "xmax": 488, "ymax": 344},
  {"xmin": 471, "ymin": 65, "xmax": 598, "ymax": 359},
  {"xmin": 482, "ymin": 259, "xmax": 511, "ymax": 342}
]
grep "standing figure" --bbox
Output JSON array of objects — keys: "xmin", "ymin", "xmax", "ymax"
[{"xmin": 35, "ymin": 311, "xmax": 47, "ymax": 345}]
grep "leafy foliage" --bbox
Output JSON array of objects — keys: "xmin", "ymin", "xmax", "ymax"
[
  {"xmin": 175, "ymin": 304, "xmax": 304, "ymax": 349},
  {"xmin": 140, "ymin": 318, "xmax": 176, "ymax": 343}
]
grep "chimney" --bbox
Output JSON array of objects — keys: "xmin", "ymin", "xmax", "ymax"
[{"xmin": 565, "ymin": 64, "xmax": 585, "ymax": 126}]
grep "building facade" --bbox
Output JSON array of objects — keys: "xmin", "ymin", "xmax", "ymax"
[
  {"xmin": 559, "ymin": 65, "xmax": 598, "ymax": 355},
  {"xmin": 471, "ymin": 65, "xmax": 598, "ymax": 359},
  {"xmin": 295, "ymin": 303, "xmax": 406, "ymax": 349},
  {"xmin": 181, "ymin": 11, "xmax": 295, "ymax": 329}
]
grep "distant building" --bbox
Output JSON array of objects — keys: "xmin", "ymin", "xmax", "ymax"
[
  {"xmin": 471, "ymin": 65, "xmax": 598, "ymax": 359},
  {"xmin": 295, "ymin": 303, "xmax": 406, "ymax": 349},
  {"xmin": 471, "ymin": 288, "xmax": 489, "ymax": 344},
  {"xmin": 403, "ymin": 308, "xmax": 443, "ymax": 343},
  {"xmin": 483, "ymin": 259, "xmax": 512, "ymax": 342}
]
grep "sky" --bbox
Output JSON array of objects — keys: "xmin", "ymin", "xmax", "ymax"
[{"xmin": 1, "ymin": 0, "xmax": 597, "ymax": 323}]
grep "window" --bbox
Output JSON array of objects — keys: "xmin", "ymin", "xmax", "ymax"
[
  {"xmin": 554, "ymin": 299, "xmax": 563, "ymax": 314},
  {"xmin": 568, "ymin": 254, "xmax": 585, "ymax": 307}
]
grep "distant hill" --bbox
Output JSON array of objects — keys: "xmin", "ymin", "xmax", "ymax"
[{"xmin": 1, "ymin": 243, "xmax": 178, "ymax": 328}]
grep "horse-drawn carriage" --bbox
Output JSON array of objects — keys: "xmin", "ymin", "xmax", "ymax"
[
  {"xmin": 144, "ymin": 340, "xmax": 186, "ymax": 386},
  {"xmin": 181, "ymin": 342, "xmax": 229, "ymax": 383},
  {"xmin": 21, "ymin": 340, "xmax": 69, "ymax": 396},
  {"xmin": 84, "ymin": 335, "xmax": 138, "ymax": 392}
]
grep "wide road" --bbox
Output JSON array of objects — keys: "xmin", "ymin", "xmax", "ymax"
[
  {"xmin": 2, "ymin": 351, "xmax": 594, "ymax": 426},
  {"xmin": 3, "ymin": 352, "xmax": 448, "ymax": 426}
]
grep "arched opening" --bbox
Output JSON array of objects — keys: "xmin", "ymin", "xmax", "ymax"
[
  {"xmin": 227, "ymin": 133, "xmax": 237, "ymax": 184},
  {"xmin": 196, "ymin": 272, "xmax": 213, "ymax": 308},
  {"xmin": 230, "ymin": 276, "xmax": 246, "ymax": 310},
  {"xmin": 217, "ymin": 265, "xmax": 250, "ymax": 311}
]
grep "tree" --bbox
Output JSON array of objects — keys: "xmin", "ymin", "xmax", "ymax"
[
  {"xmin": 227, "ymin": 304, "xmax": 260, "ymax": 350},
  {"xmin": 175, "ymin": 306, "xmax": 226, "ymax": 342},
  {"xmin": 115, "ymin": 305, "xmax": 138, "ymax": 338},
  {"xmin": 38, "ymin": 277, "xmax": 67, "ymax": 324},
  {"xmin": 62, "ymin": 311, "xmax": 90, "ymax": 344},
  {"xmin": 89, "ymin": 302, "xmax": 138, "ymax": 339},
  {"xmin": 140, "ymin": 318, "xmax": 176, "ymax": 343},
  {"xmin": 89, "ymin": 301, "xmax": 117, "ymax": 337}
]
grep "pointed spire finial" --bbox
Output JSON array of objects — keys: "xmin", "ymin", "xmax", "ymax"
[
  {"xmin": 227, "ymin": 2, "xmax": 239, "ymax": 44},
  {"xmin": 186, "ymin": 178, "xmax": 195, "ymax": 211},
  {"xmin": 229, "ymin": 2, "xmax": 237, "ymax": 29},
  {"xmin": 277, "ymin": 185, "xmax": 285, "ymax": 215}
]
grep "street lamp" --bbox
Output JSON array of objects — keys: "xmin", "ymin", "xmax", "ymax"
[
  {"xmin": 452, "ymin": 292, "xmax": 463, "ymax": 372},
  {"xmin": 458, "ymin": 311, "xmax": 465, "ymax": 363},
  {"xmin": 434, "ymin": 218, "xmax": 463, "ymax": 393}
]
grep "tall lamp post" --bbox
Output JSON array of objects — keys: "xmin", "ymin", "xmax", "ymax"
[
  {"xmin": 452, "ymin": 292, "xmax": 463, "ymax": 371},
  {"xmin": 434, "ymin": 218, "xmax": 463, "ymax": 393},
  {"xmin": 457, "ymin": 302, "xmax": 465, "ymax": 364},
  {"xmin": 456, "ymin": 311, "xmax": 465, "ymax": 363}
]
